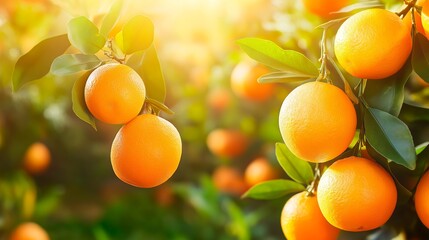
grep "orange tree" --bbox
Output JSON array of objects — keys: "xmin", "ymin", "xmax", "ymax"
[{"xmin": 240, "ymin": 0, "xmax": 429, "ymax": 239}]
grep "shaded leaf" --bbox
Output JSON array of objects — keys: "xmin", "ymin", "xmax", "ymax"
[
  {"xmin": 12, "ymin": 34, "xmax": 70, "ymax": 91},
  {"xmin": 126, "ymin": 45, "xmax": 166, "ymax": 103},
  {"xmin": 399, "ymin": 101, "xmax": 429, "ymax": 122},
  {"xmin": 116, "ymin": 15, "xmax": 154, "ymax": 54},
  {"xmin": 275, "ymin": 143, "xmax": 314, "ymax": 185},
  {"xmin": 68, "ymin": 16, "xmax": 106, "ymax": 54},
  {"xmin": 364, "ymin": 107, "xmax": 416, "ymax": 170},
  {"xmin": 412, "ymin": 33, "xmax": 429, "ymax": 83},
  {"xmin": 416, "ymin": 142, "xmax": 429, "ymax": 155},
  {"xmin": 100, "ymin": 0, "xmax": 124, "ymax": 38},
  {"xmin": 72, "ymin": 71, "xmax": 97, "ymax": 130},
  {"xmin": 51, "ymin": 54, "xmax": 101, "ymax": 75},
  {"xmin": 258, "ymin": 72, "xmax": 313, "ymax": 84},
  {"xmin": 326, "ymin": 55, "xmax": 359, "ymax": 104},
  {"xmin": 237, "ymin": 38, "xmax": 319, "ymax": 76},
  {"xmin": 364, "ymin": 57, "xmax": 412, "ymax": 116},
  {"xmin": 242, "ymin": 179, "xmax": 305, "ymax": 200}
]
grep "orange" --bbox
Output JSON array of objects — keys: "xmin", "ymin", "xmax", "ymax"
[
  {"xmin": 335, "ymin": 8, "xmax": 412, "ymax": 79},
  {"xmin": 279, "ymin": 81, "xmax": 356, "ymax": 163},
  {"xmin": 414, "ymin": 170, "xmax": 429, "ymax": 228},
  {"xmin": 111, "ymin": 114, "xmax": 182, "ymax": 188},
  {"xmin": 404, "ymin": 10, "xmax": 425, "ymax": 36},
  {"xmin": 317, "ymin": 157, "xmax": 397, "ymax": 231},
  {"xmin": 244, "ymin": 157, "xmax": 279, "ymax": 186},
  {"xmin": 212, "ymin": 166, "xmax": 248, "ymax": 195},
  {"xmin": 9, "ymin": 222, "xmax": 50, "ymax": 240},
  {"xmin": 23, "ymin": 142, "xmax": 51, "ymax": 175},
  {"xmin": 302, "ymin": 0, "xmax": 350, "ymax": 18},
  {"xmin": 421, "ymin": 0, "xmax": 429, "ymax": 37},
  {"xmin": 84, "ymin": 63, "xmax": 146, "ymax": 124},
  {"xmin": 230, "ymin": 62, "xmax": 274, "ymax": 102},
  {"xmin": 206, "ymin": 129, "xmax": 248, "ymax": 158},
  {"xmin": 281, "ymin": 191, "xmax": 340, "ymax": 240},
  {"xmin": 207, "ymin": 88, "xmax": 231, "ymax": 112}
]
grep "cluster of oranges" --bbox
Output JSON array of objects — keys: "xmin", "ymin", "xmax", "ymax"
[
  {"xmin": 85, "ymin": 63, "xmax": 182, "ymax": 188},
  {"xmin": 279, "ymin": 1, "xmax": 429, "ymax": 239}
]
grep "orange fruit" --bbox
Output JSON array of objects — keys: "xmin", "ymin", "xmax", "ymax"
[
  {"xmin": 244, "ymin": 157, "xmax": 279, "ymax": 186},
  {"xmin": 414, "ymin": 170, "xmax": 429, "ymax": 228},
  {"xmin": 23, "ymin": 142, "xmax": 51, "ymax": 175},
  {"xmin": 84, "ymin": 63, "xmax": 146, "ymax": 124},
  {"xmin": 421, "ymin": 0, "xmax": 429, "ymax": 37},
  {"xmin": 279, "ymin": 81, "xmax": 356, "ymax": 163},
  {"xmin": 207, "ymin": 88, "xmax": 231, "ymax": 112},
  {"xmin": 212, "ymin": 166, "xmax": 248, "ymax": 195},
  {"xmin": 335, "ymin": 8, "xmax": 412, "ymax": 79},
  {"xmin": 9, "ymin": 222, "xmax": 49, "ymax": 240},
  {"xmin": 206, "ymin": 129, "xmax": 248, "ymax": 158},
  {"xmin": 318, "ymin": 156, "xmax": 397, "ymax": 231},
  {"xmin": 404, "ymin": 10, "xmax": 425, "ymax": 36},
  {"xmin": 111, "ymin": 114, "xmax": 182, "ymax": 188},
  {"xmin": 281, "ymin": 191, "xmax": 340, "ymax": 240},
  {"xmin": 302, "ymin": 0, "xmax": 350, "ymax": 18},
  {"xmin": 231, "ymin": 62, "xmax": 274, "ymax": 102}
]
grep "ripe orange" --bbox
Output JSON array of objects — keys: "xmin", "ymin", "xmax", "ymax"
[
  {"xmin": 421, "ymin": 0, "xmax": 429, "ymax": 37},
  {"xmin": 279, "ymin": 81, "xmax": 356, "ymax": 163},
  {"xmin": 318, "ymin": 157, "xmax": 397, "ymax": 231},
  {"xmin": 9, "ymin": 222, "xmax": 50, "ymax": 240},
  {"xmin": 111, "ymin": 114, "xmax": 182, "ymax": 188},
  {"xmin": 206, "ymin": 129, "xmax": 249, "ymax": 158},
  {"xmin": 414, "ymin": 170, "xmax": 429, "ymax": 228},
  {"xmin": 302, "ymin": 0, "xmax": 350, "ymax": 18},
  {"xmin": 23, "ymin": 142, "xmax": 51, "ymax": 175},
  {"xmin": 207, "ymin": 88, "xmax": 231, "ymax": 112},
  {"xmin": 230, "ymin": 62, "xmax": 274, "ymax": 102},
  {"xmin": 84, "ymin": 63, "xmax": 146, "ymax": 124},
  {"xmin": 212, "ymin": 166, "xmax": 248, "ymax": 195},
  {"xmin": 244, "ymin": 157, "xmax": 279, "ymax": 186},
  {"xmin": 335, "ymin": 8, "xmax": 412, "ymax": 79},
  {"xmin": 404, "ymin": 10, "xmax": 425, "ymax": 36},
  {"xmin": 281, "ymin": 191, "xmax": 340, "ymax": 240}
]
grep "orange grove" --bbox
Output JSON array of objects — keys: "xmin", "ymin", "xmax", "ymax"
[{"xmin": 206, "ymin": 129, "xmax": 249, "ymax": 158}]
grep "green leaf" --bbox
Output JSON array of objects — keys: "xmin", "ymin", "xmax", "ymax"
[
  {"xmin": 316, "ymin": 17, "xmax": 348, "ymax": 29},
  {"xmin": 412, "ymin": 33, "xmax": 429, "ymax": 83},
  {"xmin": 416, "ymin": 142, "xmax": 429, "ymax": 155},
  {"xmin": 99, "ymin": 0, "xmax": 124, "ymax": 38},
  {"xmin": 12, "ymin": 34, "xmax": 70, "ymax": 91},
  {"xmin": 364, "ymin": 57, "xmax": 412, "ymax": 116},
  {"xmin": 145, "ymin": 97, "xmax": 174, "ymax": 115},
  {"xmin": 275, "ymin": 143, "xmax": 314, "ymax": 185},
  {"xmin": 68, "ymin": 16, "xmax": 106, "ymax": 54},
  {"xmin": 237, "ymin": 38, "xmax": 319, "ymax": 76},
  {"xmin": 242, "ymin": 179, "xmax": 305, "ymax": 200},
  {"xmin": 51, "ymin": 54, "xmax": 101, "ymax": 76},
  {"xmin": 257, "ymin": 72, "xmax": 313, "ymax": 84},
  {"xmin": 115, "ymin": 15, "xmax": 154, "ymax": 54},
  {"xmin": 364, "ymin": 107, "xmax": 416, "ymax": 170},
  {"xmin": 72, "ymin": 71, "xmax": 97, "ymax": 130},
  {"xmin": 126, "ymin": 45, "xmax": 166, "ymax": 103},
  {"xmin": 326, "ymin": 56, "xmax": 359, "ymax": 104}
]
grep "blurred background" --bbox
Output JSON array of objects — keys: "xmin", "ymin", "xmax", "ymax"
[{"xmin": 1, "ymin": 0, "xmax": 428, "ymax": 239}]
